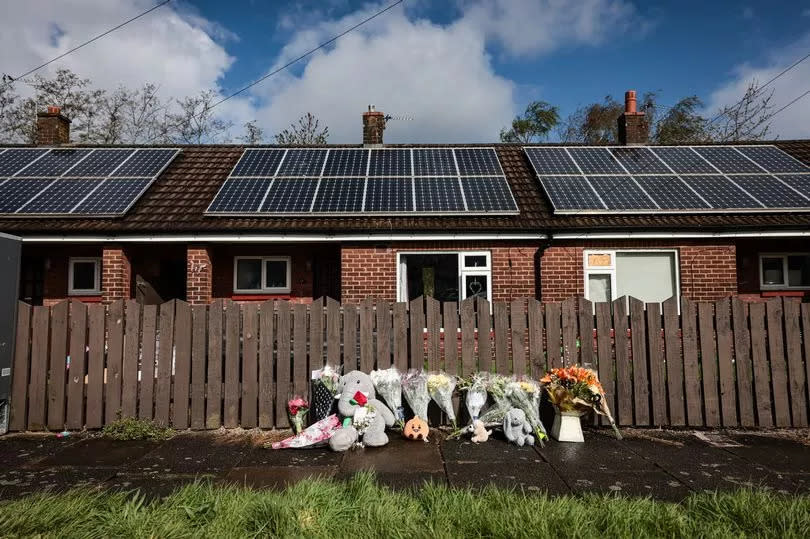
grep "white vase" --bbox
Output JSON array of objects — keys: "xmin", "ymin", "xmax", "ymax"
[{"xmin": 551, "ymin": 409, "xmax": 584, "ymax": 443}]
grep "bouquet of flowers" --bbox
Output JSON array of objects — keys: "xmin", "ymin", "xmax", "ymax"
[
  {"xmin": 401, "ymin": 369, "xmax": 430, "ymax": 423},
  {"xmin": 370, "ymin": 366, "xmax": 405, "ymax": 427},
  {"xmin": 287, "ymin": 396, "xmax": 309, "ymax": 434},
  {"xmin": 311, "ymin": 364, "xmax": 341, "ymax": 422},
  {"xmin": 270, "ymin": 414, "xmax": 340, "ymax": 449},
  {"xmin": 541, "ymin": 365, "xmax": 621, "ymax": 439},
  {"xmin": 478, "ymin": 374, "xmax": 512, "ymax": 426},
  {"xmin": 427, "ymin": 371, "xmax": 457, "ymax": 428},
  {"xmin": 505, "ymin": 379, "xmax": 547, "ymax": 446},
  {"xmin": 460, "ymin": 372, "xmax": 488, "ymax": 422}
]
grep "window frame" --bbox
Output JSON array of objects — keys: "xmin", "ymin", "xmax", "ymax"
[
  {"xmin": 583, "ymin": 249, "xmax": 681, "ymax": 304},
  {"xmin": 758, "ymin": 253, "xmax": 810, "ymax": 290},
  {"xmin": 68, "ymin": 257, "xmax": 102, "ymax": 296},
  {"xmin": 233, "ymin": 256, "xmax": 292, "ymax": 294},
  {"xmin": 395, "ymin": 250, "xmax": 492, "ymax": 303}
]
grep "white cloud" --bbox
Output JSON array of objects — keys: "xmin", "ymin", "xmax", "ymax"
[{"xmin": 705, "ymin": 33, "xmax": 810, "ymax": 140}]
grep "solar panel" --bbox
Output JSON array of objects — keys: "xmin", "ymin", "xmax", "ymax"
[
  {"xmin": 634, "ymin": 176, "xmax": 709, "ymax": 209},
  {"xmin": 567, "ymin": 147, "xmax": 625, "ymax": 174},
  {"xmin": 694, "ymin": 147, "xmax": 763, "ymax": 174},
  {"xmin": 731, "ymin": 175, "xmax": 809, "ymax": 208},
  {"xmin": 73, "ymin": 178, "xmax": 152, "ymax": 214},
  {"xmin": 523, "ymin": 147, "xmax": 579, "ymax": 175},
  {"xmin": 65, "ymin": 149, "xmax": 136, "ymax": 177},
  {"xmin": 414, "ymin": 178, "xmax": 465, "ymax": 211},
  {"xmin": 587, "ymin": 175, "xmax": 657, "ymax": 210},
  {"xmin": 19, "ymin": 179, "xmax": 100, "ymax": 214},
  {"xmin": 16, "ymin": 149, "xmax": 92, "ymax": 177},
  {"xmin": 207, "ymin": 178, "xmax": 272, "ymax": 213},
  {"xmin": 412, "ymin": 149, "xmax": 456, "ymax": 176},
  {"xmin": 231, "ymin": 149, "xmax": 285, "ymax": 177},
  {"xmin": 365, "ymin": 177, "xmax": 413, "ymax": 212},
  {"xmin": 0, "ymin": 149, "xmax": 49, "ymax": 176},
  {"xmin": 260, "ymin": 178, "xmax": 318, "ymax": 213},
  {"xmin": 454, "ymin": 148, "xmax": 503, "ymax": 175},
  {"xmin": 322, "ymin": 149, "xmax": 368, "ymax": 176},
  {"xmin": 276, "ymin": 149, "xmax": 327, "ymax": 176},
  {"xmin": 778, "ymin": 174, "xmax": 810, "ymax": 199},
  {"xmin": 736, "ymin": 146, "xmax": 810, "ymax": 173},
  {"xmin": 679, "ymin": 175, "xmax": 762, "ymax": 209},
  {"xmin": 649, "ymin": 147, "xmax": 715, "ymax": 174},
  {"xmin": 368, "ymin": 149, "xmax": 410, "ymax": 176},
  {"xmin": 112, "ymin": 149, "xmax": 178, "ymax": 176},
  {"xmin": 312, "ymin": 178, "xmax": 365, "ymax": 212},
  {"xmin": 536, "ymin": 176, "xmax": 605, "ymax": 211},
  {"xmin": 0, "ymin": 178, "xmax": 54, "ymax": 213},
  {"xmin": 609, "ymin": 147, "xmax": 670, "ymax": 174},
  {"xmin": 462, "ymin": 177, "xmax": 518, "ymax": 212}
]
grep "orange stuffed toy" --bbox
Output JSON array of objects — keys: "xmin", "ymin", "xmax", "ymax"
[{"xmin": 403, "ymin": 416, "xmax": 429, "ymax": 442}]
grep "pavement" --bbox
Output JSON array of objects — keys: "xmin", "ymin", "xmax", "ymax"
[{"xmin": 0, "ymin": 428, "xmax": 808, "ymax": 503}]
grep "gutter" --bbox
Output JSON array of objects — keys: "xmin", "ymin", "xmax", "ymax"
[
  {"xmin": 551, "ymin": 230, "xmax": 810, "ymax": 240},
  {"xmin": 18, "ymin": 233, "xmax": 547, "ymax": 243}
]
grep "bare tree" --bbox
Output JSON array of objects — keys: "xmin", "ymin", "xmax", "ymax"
[
  {"xmin": 164, "ymin": 90, "xmax": 233, "ymax": 144},
  {"xmin": 710, "ymin": 81, "xmax": 774, "ymax": 142},
  {"xmin": 274, "ymin": 112, "xmax": 328, "ymax": 144},
  {"xmin": 239, "ymin": 120, "xmax": 264, "ymax": 144}
]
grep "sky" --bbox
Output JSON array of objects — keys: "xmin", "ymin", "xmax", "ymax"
[{"xmin": 1, "ymin": 0, "xmax": 809, "ymax": 143}]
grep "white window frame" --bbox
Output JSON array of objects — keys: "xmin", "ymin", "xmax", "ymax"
[
  {"xmin": 68, "ymin": 257, "xmax": 102, "ymax": 296},
  {"xmin": 759, "ymin": 253, "xmax": 810, "ymax": 290},
  {"xmin": 583, "ymin": 249, "xmax": 681, "ymax": 304},
  {"xmin": 396, "ymin": 250, "xmax": 492, "ymax": 303},
  {"xmin": 233, "ymin": 256, "xmax": 292, "ymax": 294}
]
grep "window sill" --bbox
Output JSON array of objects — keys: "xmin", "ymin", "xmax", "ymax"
[
  {"xmin": 760, "ymin": 290, "xmax": 809, "ymax": 297},
  {"xmin": 232, "ymin": 293, "xmax": 293, "ymax": 301}
]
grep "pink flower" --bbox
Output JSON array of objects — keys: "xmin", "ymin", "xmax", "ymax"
[{"xmin": 288, "ymin": 396, "xmax": 309, "ymax": 416}]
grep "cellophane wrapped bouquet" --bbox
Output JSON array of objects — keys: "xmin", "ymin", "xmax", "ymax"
[
  {"xmin": 401, "ymin": 369, "xmax": 430, "ymax": 422},
  {"xmin": 427, "ymin": 372, "xmax": 457, "ymax": 428},
  {"xmin": 311, "ymin": 364, "xmax": 341, "ymax": 422},
  {"xmin": 541, "ymin": 365, "xmax": 622, "ymax": 439},
  {"xmin": 478, "ymin": 374, "xmax": 512, "ymax": 426},
  {"xmin": 505, "ymin": 378, "xmax": 547, "ymax": 446},
  {"xmin": 461, "ymin": 372, "xmax": 488, "ymax": 422},
  {"xmin": 370, "ymin": 366, "xmax": 405, "ymax": 427},
  {"xmin": 287, "ymin": 396, "xmax": 309, "ymax": 434}
]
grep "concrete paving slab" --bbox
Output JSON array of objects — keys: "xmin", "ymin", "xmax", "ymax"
[
  {"xmin": 0, "ymin": 434, "xmax": 81, "ymax": 470},
  {"xmin": 446, "ymin": 460, "xmax": 570, "ymax": 495},
  {"xmin": 723, "ymin": 434, "xmax": 810, "ymax": 474},
  {"xmin": 442, "ymin": 434, "xmax": 543, "ymax": 464},
  {"xmin": 124, "ymin": 432, "xmax": 250, "ymax": 476},
  {"xmin": 539, "ymin": 433, "xmax": 655, "ymax": 475},
  {"xmin": 38, "ymin": 438, "xmax": 162, "ymax": 468},
  {"xmin": 0, "ymin": 467, "xmax": 116, "ymax": 500},
  {"xmin": 567, "ymin": 471, "xmax": 692, "ymax": 502},
  {"xmin": 237, "ymin": 445, "xmax": 342, "ymax": 468},
  {"xmin": 340, "ymin": 434, "xmax": 444, "ymax": 474},
  {"xmin": 224, "ymin": 465, "xmax": 337, "ymax": 490}
]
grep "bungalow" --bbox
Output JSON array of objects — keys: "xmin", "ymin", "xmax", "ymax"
[{"xmin": 1, "ymin": 93, "xmax": 809, "ymax": 307}]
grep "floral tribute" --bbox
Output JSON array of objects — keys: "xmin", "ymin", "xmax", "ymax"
[
  {"xmin": 370, "ymin": 366, "xmax": 405, "ymax": 428},
  {"xmin": 401, "ymin": 369, "xmax": 431, "ymax": 423},
  {"xmin": 310, "ymin": 364, "xmax": 341, "ymax": 422},
  {"xmin": 427, "ymin": 372, "xmax": 457, "ymax": 429},
  {"xmin": 287, "ymin": 396, "xmax": 309, "ymax": 434},
  {"xmin": 541, "ymin": 366, "xmax": 621, "ymax": 439}
]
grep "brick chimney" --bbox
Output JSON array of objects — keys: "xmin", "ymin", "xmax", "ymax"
[
  {"xmin": 37, "ymin": 106, "xmax": 71, "ymax": 145},
  {"xmin": 617, "ymin": 90, "xmax": 648, "ymax": 145},
  {"xmin": 362, "ymin": 105, "xmax": 385, "ymax": 146}
]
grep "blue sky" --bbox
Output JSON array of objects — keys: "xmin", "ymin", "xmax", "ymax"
[{"xmin": 3, "ymin": 1, "xmax": 810, "ymax": 142}]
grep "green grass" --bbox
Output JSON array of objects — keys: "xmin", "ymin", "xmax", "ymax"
[
  {"xmin": 0, "ymin": 473, "xmax": 807, "ymax": 538},
  {"xmin": 101, "ymin": 417, "xmax": 174, "ymax": 441}
]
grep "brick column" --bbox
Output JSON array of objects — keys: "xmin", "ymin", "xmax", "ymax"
[
  {"xmin": 187, "ymin": 246, "xmax": 213, "ymax": 304},
  {"xmin": 102, "ymin": 246, "xmax": 132, "ymax": 303}
]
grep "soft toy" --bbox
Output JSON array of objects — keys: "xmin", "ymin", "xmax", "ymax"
[
  {"xmin": 403, "ymin": 416, "xmax": 429, "ymax": 442},
  {"xmin": 329, "ymin": 370, "xmax": 395, "ymax": 451},
  {"xmin": 470, "ymin": 419, "xmax": 491, "ymax": 444},
  {"xmin": 503, "ymin": 408, "xmax": 535, "ymax": 447}
]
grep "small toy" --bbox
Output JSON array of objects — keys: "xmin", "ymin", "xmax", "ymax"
[
  {"xmin": 503, "ymin": 408, "xmax": 535, "ymax": 447},
  {"xmin": 403, "ymin": 416, "xmax": 429, "ymax": 442},
  {"xmin": 470, "ymin": 420, "xmax": 491, "ymax": 443}
]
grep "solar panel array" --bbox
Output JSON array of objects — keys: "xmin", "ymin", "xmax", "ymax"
[
  {"xmin": 524, "ymin": 145, "xmax": 810, "ymax": 214},
  {"xmin": 207, "ymin": 148, "xmax": 519, "ymax": 215},
  {"xmin": 0, "ymin": 148, "xmax": 180, "ymax": 217}
]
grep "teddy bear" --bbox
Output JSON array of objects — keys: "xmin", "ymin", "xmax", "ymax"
[
  {"xmin": 503, "ymin": 408, "xmax": 535, "ymax": 447},
  {"xmin": 329, "ymin": 370, "xmax": 395, "ymax": 452},
  {"xmin": 403, "ymin": 416, "xmax": 429, "ymax": 442},
  {"xmin": 470, "ymin": 419, "xmax": 491, "ymax": 443}
]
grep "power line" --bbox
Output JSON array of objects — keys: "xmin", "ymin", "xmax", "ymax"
[
  {"xmin": 2, "ymin": 0, "xmax": 172, "ymax": 90},
  {"xmin": 769, "ymin": 88, "xmax": 810, "ymax": 120}
]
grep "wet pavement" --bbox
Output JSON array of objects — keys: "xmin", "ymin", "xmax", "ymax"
[{"xmin": 0, "ymin": 428, "xmax": 807, "ymax": 502}]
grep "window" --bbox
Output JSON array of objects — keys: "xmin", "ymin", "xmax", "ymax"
[
  {"xmin": 397, "ymin": 251, "xmax": 492, "ymax": 302},
  {"xmin": 584, "ymin": 250, "xmax": 679, "ymax": 305},
  {"xmin": 759, "ymin": 254, "xmax": 810, "ymax": 290},
  {"xmin": 233, "ymin": 256, "xmax": 291, "ymax": 293},
  {"xmin": 68, "ymin": 257, "xmax": 101, "ymax": 295}
]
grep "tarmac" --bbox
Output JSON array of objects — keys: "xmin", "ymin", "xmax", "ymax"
[{"xmin": 1, "ymin": 428, "xmax": 808, "ymax": 503}]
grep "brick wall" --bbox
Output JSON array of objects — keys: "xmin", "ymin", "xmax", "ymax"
[
  {"xmin": 540, "ymin": 240, "xmax": 738, "ymax": 302},
  {"xmin": 36, "ymin": 110, "xmax": 70, "ymax": 145},
  {"xmin": 341, "ymin": 242, "xmax": 539, "ymax": 304},
  {"xmin": 187, "ymin": 246, "xmax": 212, "ymax": 305},
  {"xmin": 102, "ymin": 247, "xmax": 131, "ymax": 304}
]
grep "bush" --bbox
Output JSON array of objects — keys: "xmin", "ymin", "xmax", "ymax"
[{"xmin": 101, "ymin": 417, "xmax": 173, "ymax": 441}]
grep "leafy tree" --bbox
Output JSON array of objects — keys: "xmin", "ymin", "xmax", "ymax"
[
  {"xmin": 500, "ymin": 101, "xmax": 559, "ymax": 143},
  {"xmin": 274, "ymin": 112, "xmax": 329, "ymax": 145},
  {"xmin": 652, "ymin": 96, "xmax": 711, "ymax": 144},
  {"xmin": 239, "ymin": 120, "xmax": 264, "ymax": 144}
]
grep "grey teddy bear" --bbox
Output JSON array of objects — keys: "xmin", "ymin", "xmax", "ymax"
[
  {"xmin": 503, "ymin": 408, "xmax": 535, "ymax": 447},
  {"xmin": 329, "ymin": 370, "xmax": 396, "ymax": 452}
]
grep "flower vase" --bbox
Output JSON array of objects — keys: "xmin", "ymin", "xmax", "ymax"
[{"xmin": 551, "ymin": 409, "xmax": 584, "ymax": 443}]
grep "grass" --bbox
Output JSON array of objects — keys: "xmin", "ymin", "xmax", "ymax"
[
  {"xmin": 101, "ymin": 417, "xmax": 174, "ymax": 441},
  {"xmin": 0, "ymin": 474, "xmax": 807, "ymax": 538}
]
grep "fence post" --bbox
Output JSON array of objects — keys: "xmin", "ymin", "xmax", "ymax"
[{"xmin": 9, "ymin": 302, "xmax": 31, "ymax": 431}]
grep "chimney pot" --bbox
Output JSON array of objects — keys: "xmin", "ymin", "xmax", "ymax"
[
  {"xmin": 47, "ymin": 105, "xmax": 61, "ymax": 115},
  {"xmin": 362, "ymin": 105, "xmax": 385, "ymax": 146},
  {"xmin": 625, "ymin": 90, "xmax": 637, "ymax": 114},
  {"xmin": 618, "ymin": 89, "xmax": 648, "ymax": 145},
  {"xmin": 37, "ymin": 105, "xmax": 71, "ymax": 145}
]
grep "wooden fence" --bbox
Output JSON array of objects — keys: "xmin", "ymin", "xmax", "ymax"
[{"xmin": 7, "ymin": 295, "xmax": 810, "ymax": 431}]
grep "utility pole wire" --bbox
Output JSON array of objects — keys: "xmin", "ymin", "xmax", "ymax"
[{"xmin": 768, "ymin": 88, "xmax": 810, "ymax": 120}]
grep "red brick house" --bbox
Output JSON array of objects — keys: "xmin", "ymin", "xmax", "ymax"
[{"xmin": 2, "ymin": 98, "xmax": 810, "ymax": 307}]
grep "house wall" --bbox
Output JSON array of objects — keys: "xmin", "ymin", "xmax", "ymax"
[
  {"xmin": 21, "ymin": 244, "xmax": 105, "ymax": 306},
  {"xmin": 736, "ymin": 238, "xmax": 810, "ymax": 301},
  {"xmin": 340, "ymin": 242, "xmax": 539, "ymax": 304}
]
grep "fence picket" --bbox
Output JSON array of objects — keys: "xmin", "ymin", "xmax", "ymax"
[
  {"xmin": 646, "ymin": 301, "xmax": 667, "ymax": 426},
  {"xmin": 9, "ymin": 302, "xmax": 31, "ymax": 431},
  {"xmin": 595, "ymin": 302, "xmax": 615, "ymax": 427},
  {"xmin": 326, "ymin": 298, "xmax": 340, "ymax": 366},
  {"xmin": 425, "ymin": 297, "xmax": 440, "ymax": 371},
  {"xmin": 360, "ymin": 299, "xmax": 375, "ymax": 373},
  {"xmin": 408, "ymin": 297, "xmax": 424, "ymax": 370},
  {"xmin": 444, "ymin": 301, "xmax": 458, "ymax": 375},
  {"xmin": 766, "ymin": 298, "xmax": 791, "ymax": 427},
  {"xmin": 293, "ymin": 303, "xmax": 309, "ymax": 396},
  {"xmin": 613, "ymin": 297, "xmax": 632, "ymax": 426},
  {"xmin": 258, "ymin": 301, "xmax": 275, "ymax": 429},
  {"xmin": 85, "ymin": 305, "xmax": 105, "ymax": 429},
  {"xmin": 241, "ymin": 303, "xmax": 259, "ymax": 428},
  {"xmin": 803, "ymin": 304, "xmax": 810, "ymax": 425},
  {"xmin": 749, "ymin": 302, "xmax": 773, "ymax": 427},
  {"xmin": 27, "ymin": 306, "xmax": 49, "ymax": 430},
  {"xmin": 310, "ymin": 298, "xmax": 325, "ymax": 368},
  {"xmin": 477, "ymin": 298, "xmax": 493, "ymax": 373},
  {"xmin": 155, "ymin": 300, "xmax": 175, "ymax": 425},
  {"xmin": 393, "ymin": 302, "xmax": 408, "ymax": 370},
  {"xmin": 714, "ymin": 298, "xmax": 738, "ymax": 427},
  {"xmin": 578, "ymin": 297, "xmax": 595, "ymax": 367},
  {"xmin": 106, "ymin": 300, "xmax": 125, "ymax": 425},
  {"xmin": 173, "ymin": 301, "xmax": 192, "ymax": 429},
  {"xmin": 545, "ymin": 302, "xmax": 561, "ymax": 369},
  {"xmin": 121, "ymin": 300, "xmax": 141, "ymax": 419},
  {"xmin": 460, "ymin": 298, "xmax": 476, "ymax": 376},
  {"xmin": 783, "ymin": 299, "xmax": 807, "ymax": 427},
  {"xmin": 511, "ymin": 299, "xmax": 527, "ymax": 376},
  {"xmin": 139, "ymin": 305, "xmax": 157, "ymax": 421},
  {"xmin": 276, "ymin": 301, "xmax": 291, "ymax": 427},
  {"xmin": 47, "ymin": 300, "xmax": 69, "ymax": 430},
  {"xmin": 65, "ymin": 301, "xmax": 87, "ymax": 430},
  {"xmin": 527, "ymin": 299, "xmax": 544, "ymax": 376},
  {"xmin": 629, "ymin": 298, "xmax": 650, "ymax": 425},
  {"xmin": 698, "ymin": 302, "xmax": 720, "ymax": 427},
  {"xmin": 732, "ymin": 298, "xmax": 755, "ymax": 427},
  {"xmin": 190, "ymin": 304, "xmax": 207, "ymax": 429},
  {"xmin": 662, "ymin": 297, "xmax": 685, "ymax": 426},
  {"xmin": 562, "ymin": 297, "xmax": 578, "ymax": 366},
  {"xmin": 376, "ymin": 300, "xmax": 391, "ymax": 369},
  {"xmin": 494, "ymin": 302, "xmax": 509, "ymax": 375},
  {"xmin": 206, "ymin": 300, "xmax": 224, "ymax": 429},
  {"xmin": 681, "ymin": 298, "xmax": 703, "ymax": 426},
  {"xmin": 344, "ymin": 304, "xmax": 359, "ymax": 371}
]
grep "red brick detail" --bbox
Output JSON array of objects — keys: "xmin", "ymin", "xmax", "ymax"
[
  {"xmin": 102, "ymin": 247, "xmax": 132, "ymax": 304},
  {"xmin": 340, "ymin": 243, "xmax": 539, "ymax": 304},
  {"xmin": 187, "ymin": 246, "xmax": 213, "ymax": 305}
]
